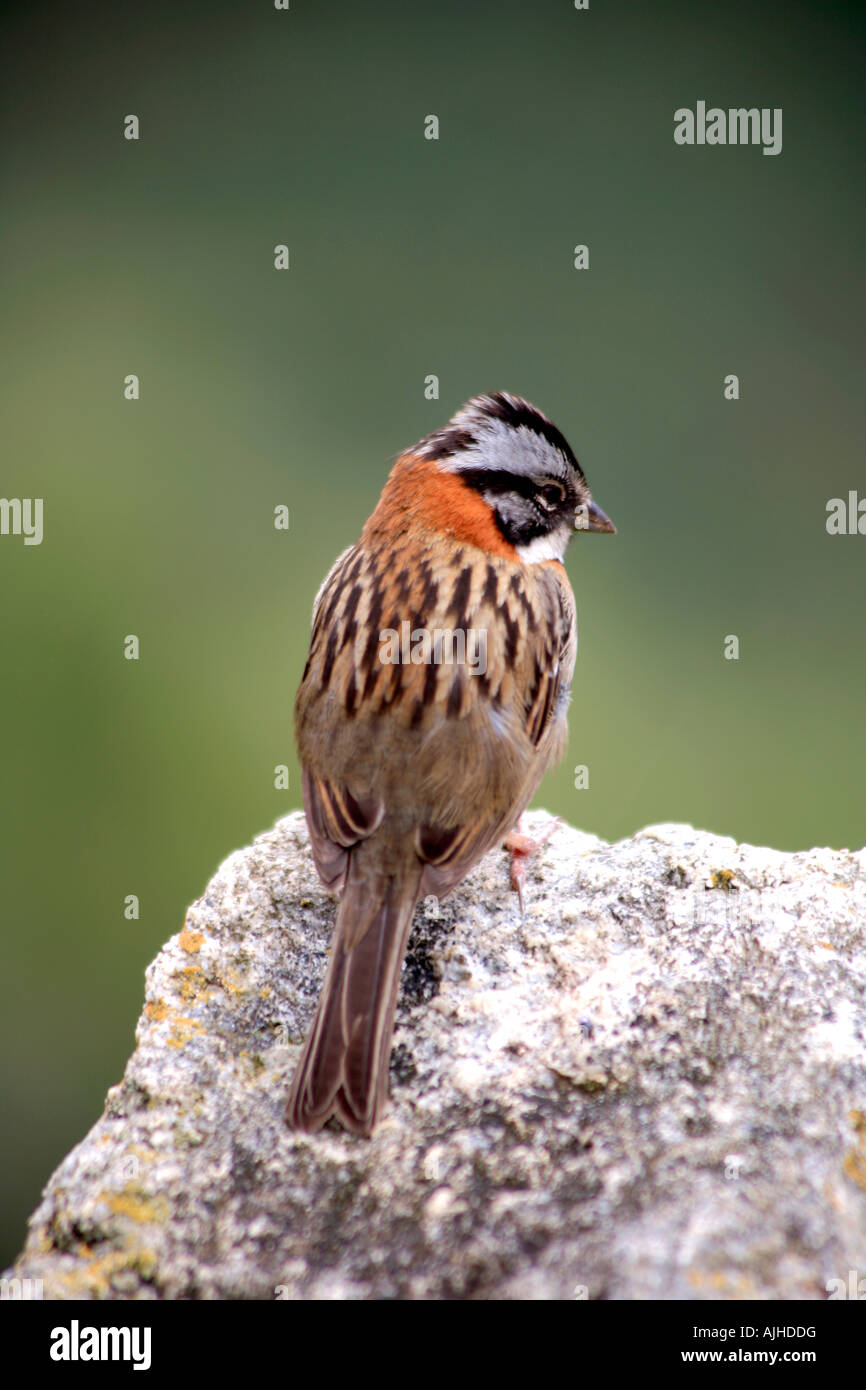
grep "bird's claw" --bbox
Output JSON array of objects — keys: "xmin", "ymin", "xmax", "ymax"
[{"xmin": 504, "ymin": 819, "xmax": 560, "ymax": 917}]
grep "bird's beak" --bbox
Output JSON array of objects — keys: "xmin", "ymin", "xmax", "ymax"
[{"xmin": 577, "ymin": 499, "xmax": 617, "ymax": 534}]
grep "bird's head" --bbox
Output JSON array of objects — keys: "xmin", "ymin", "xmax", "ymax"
[{"xmin": 412, "ymin": 392, "xmax": 615, "ymax": 563}]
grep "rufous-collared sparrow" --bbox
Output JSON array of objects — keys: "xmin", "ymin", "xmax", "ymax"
[{"xmin": 287, "ymin": 392, "xmax": 615, "ymax": 1135}]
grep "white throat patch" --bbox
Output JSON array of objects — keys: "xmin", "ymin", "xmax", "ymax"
[{"xmin": 514, "ymin": 524, "xmax": 571, "ymax": 564}]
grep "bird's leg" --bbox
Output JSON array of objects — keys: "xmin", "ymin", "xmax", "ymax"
[{"xmin": 504, "ymin": 818, "xmax": 559, "ymax": 915}]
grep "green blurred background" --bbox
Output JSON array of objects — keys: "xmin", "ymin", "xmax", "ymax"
[{"xmin": 1, "ymin": 0, "xmax": 863, "ymax": 1266}]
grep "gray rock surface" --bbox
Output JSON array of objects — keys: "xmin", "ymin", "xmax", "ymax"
[{"xmin": 5, "ymin": 811, "xmax": 866, "ymax": 1300}]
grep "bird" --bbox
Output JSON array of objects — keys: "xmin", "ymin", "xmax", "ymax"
[{"xmin": 286, "ymin": 392, "xmax": 615, "ymax": 1135}]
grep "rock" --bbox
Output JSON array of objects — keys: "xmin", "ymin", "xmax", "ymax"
[{"xmin": 4, "ymin": 811, "xmax": 866, "ymax": 1300}]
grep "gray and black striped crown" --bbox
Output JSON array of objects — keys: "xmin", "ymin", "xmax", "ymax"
[{"xmin": 411, "ymin": 392, "xmax": 585, "ymax": 484}]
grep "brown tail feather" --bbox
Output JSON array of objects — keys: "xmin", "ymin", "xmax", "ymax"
[{"xmin": 286, "ymin": 863, "xmax": 421, "ymax": 1136}]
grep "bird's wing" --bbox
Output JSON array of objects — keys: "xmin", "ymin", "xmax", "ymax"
[
  {"xmin": 297, "ymin": 545, "xmax": 386, "ymax": 890},
  {"xmin": 302, "ymin": 766, "xmax": 384, "ymax": 893}
]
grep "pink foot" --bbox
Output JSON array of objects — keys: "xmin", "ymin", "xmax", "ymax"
[{"xmin": 504, "ymin": 818, "xmax": 559, "ymax": 915}]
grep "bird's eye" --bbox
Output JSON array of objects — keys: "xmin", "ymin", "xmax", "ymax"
[{"xmin": 539, "ymin": 482, "xmax": 565, "ymax": 509}]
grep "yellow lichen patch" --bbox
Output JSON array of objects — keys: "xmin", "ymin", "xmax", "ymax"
[
  {"xmin": 173, "ymin": 965, "xmax": 209, "ymax": 1002},
  {"xmin": 166, "ymin": 1016, "xmax": 205, "ymax": 1049},
  {"xmin": 688, "ymin": 1267, "xmax": 755, "ymax": 1298},
  {"xmin": 144, "ymin": 999, "xmax": 169, "ymax": 1023},
  {"xmin": 709, "ymin": 869, "xmax": 736, "ymax": 892},
  {"xmin": 33, "ymin": 1228, "xmax": 55, "ymax": 1256},
  {"xmin": 217, "ymin": 966, "xmax": 246, "ymax": 997},
  {"xmin": 842, "ymin": 1148, "xmax": 866, "ymax": 1191},
  {"xmin": 58, "ymin": 1246, "xmax": 158, "ymax": 1298},
  {"xmin": 104, "ymin": 1189, "xmax": 169, "ymax": 1225},
  {"xmin": 842, "ymin": 1111, "xmax": 866, "ymax": 1190},
  {"xmin": 178, "ymin": 927, "xmax": 204, "ymax": 954},
  {"xmin": 259, "ymin": 986, "xmax": 272, "ymax": 999}
]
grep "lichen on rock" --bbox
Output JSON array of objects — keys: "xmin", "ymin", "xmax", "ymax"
[{"xmin": 5, "ymin": 812, "xmax": 866, "ymax": 1300}]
